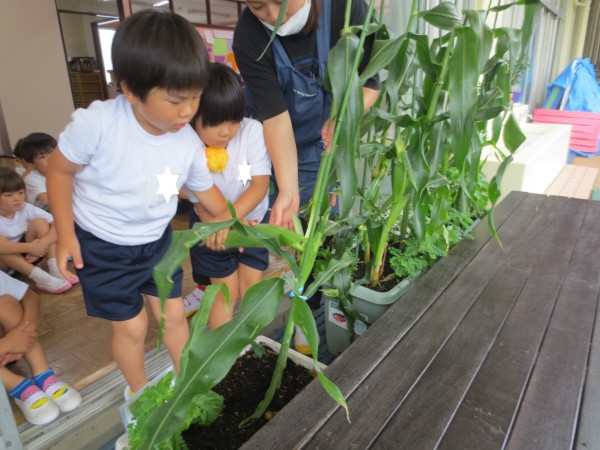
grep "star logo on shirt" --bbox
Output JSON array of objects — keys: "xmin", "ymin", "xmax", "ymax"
[
  {"xmin": 238, "ymin": 160, "xmax": 252, "ymax": 187},
  {"xmin": 156, "ymin": 166, "xmax": 180, "ymax": 203}
]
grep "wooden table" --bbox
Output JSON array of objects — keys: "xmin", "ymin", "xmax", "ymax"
[{"xmin": 243, "ymin": 192, "xmax": 600, "ymax": 450}]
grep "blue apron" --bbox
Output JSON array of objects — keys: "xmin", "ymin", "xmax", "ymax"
[{"xmin": 268, "ymin": 0, "xmax": 332, "ymax": 208}]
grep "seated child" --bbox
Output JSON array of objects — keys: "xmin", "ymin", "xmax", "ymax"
[
  {"xmin": 188, "ymin": 63, "xmax": 271, "ymax": 329},
  {"xmin": 12, "ymin": 138, "xmax": 34, "ymax": 179},
  {"xmin": 12, "ymin": 132, "xmax": 56, "ymax": 211},
  {"xmin": 0, "ymin": 167, "xmax": 74, "ymax": 294},
  {"xmin": 0, "ymin": 271, "xmax": 81, "ymax": 425}
]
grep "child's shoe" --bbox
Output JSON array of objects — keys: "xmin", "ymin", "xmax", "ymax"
[
  {"xmin": 183, "ymin": 284, "xmax": 205, "ymax": 317},
  {"xmin": 29, "ymin": 267, "xmax": 72, "ymax": 294},
  {"xmin": 13, "ymin": 385, "xmax": 60, "ymax": 425},
  {"xmin": 39, "ymin": 379, "xmax": 81, "ymax": 413}
]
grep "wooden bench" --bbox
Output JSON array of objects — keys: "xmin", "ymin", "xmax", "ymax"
[{"xmin": 242, "ymin": 192, "xmax": 600, "ymax": 449}]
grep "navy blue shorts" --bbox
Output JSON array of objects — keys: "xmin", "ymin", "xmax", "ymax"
[
  {"xmin": 74, "ymin": 224, "xmax": 183, "ymax": 321},
  {"xmin": 189, "ymin": 211, "xmax": 269, "ymax": 280}
]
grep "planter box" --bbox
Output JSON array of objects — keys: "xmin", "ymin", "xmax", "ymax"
[
  {"xmin": 324, "ymin": 277, "xmax": 415, "ymax": 355},
  {"xmin": 115, "ymin": 335, "xmax": 323, "ymax": 450},
  {"xmin": 481, "ymin": 122, "xmax": 570, "ymax": 202}
]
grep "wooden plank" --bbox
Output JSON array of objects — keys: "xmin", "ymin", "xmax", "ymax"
[
  {"xmin": 293, "ymin": 195, "xmax": 551, "ymax": 449},
  {"xmin": 506, "ymin": 277, "xmax": 598, "ymax": 450},
  {"xmin": 369, "ymin": 266, "xmax": 527, "ymax": 450},
  {"xmin": 240, "ymin": 194, "xmax": 531, "ymax": 449},
  {"xmin": 372, "ymin": 196, "xmax": 586, "ymax": 449},
  {"xmin": 570, "ymin": 201, "xmax": 600, "ymax": 448},
  {"xmin": 438, "ymin": 197, "xmax": 590, "ymax": 449},
  {"xmin": 573, "ymin": 167, "xmax": 598, "ymax": 199},
  {"xmin": 546, "ymin": 166, "xmax": 598, "ymax": 199},
  {"xmin": 546, "ymin": 165, "xmax": 575, "ymax": 195}
]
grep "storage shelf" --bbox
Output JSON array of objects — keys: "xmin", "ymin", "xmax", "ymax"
[{"xmin": 69, "ymin": 72, "xmax": 106, "ymax": 108}]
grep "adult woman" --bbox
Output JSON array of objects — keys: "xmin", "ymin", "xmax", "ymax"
[{"xmin": 233, "ymin": 0, "xmax": 380, "ymax": 230}]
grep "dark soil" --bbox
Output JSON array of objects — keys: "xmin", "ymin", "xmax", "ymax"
[
  {"xmin": 354, "ymin": 252, "xmax": 402, "ymax": 292},
  {"xmin": 182, "ymin": 347, "xmax": 315, "ymax": 449}
]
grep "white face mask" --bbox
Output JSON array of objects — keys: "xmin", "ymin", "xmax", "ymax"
[{"xmin": 261, "ymin": 0, "xmax": 311, "ymax": 37}]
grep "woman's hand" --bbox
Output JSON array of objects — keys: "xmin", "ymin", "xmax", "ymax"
[
  {"xmin": 321, "ymin": 119, "xmax": 336, "ymax": 153},
  {"xmin": 269, "ymin": 190, "xmax": 300, "ymax": 230}
]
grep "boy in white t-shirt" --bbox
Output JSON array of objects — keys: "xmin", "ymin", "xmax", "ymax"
[
  {"xmin": 187, "ymin": 63, "xmax": 271, "ymax": 329},
  {"xmin": 13, "ymin": 132, "xmax": 56, "ymax": 211},
  {"xmin": 47, "ymin": 10, "xmax": 229, "ymax": 399},
  {"xmin": 0, "ymin": 167, "xmax": 73, "ymax": 294},
  {"xmin": 0, "ymin": 271, "xmax": 81, "ymax": 425}
]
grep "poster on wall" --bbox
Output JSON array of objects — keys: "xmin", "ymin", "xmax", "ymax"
[{"xmin": 195, "ymin": 26, "xmax": 238, "ymax": 73}]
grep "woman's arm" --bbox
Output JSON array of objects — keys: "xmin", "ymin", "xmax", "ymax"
[
  {"xmin": 263, "ymin": 112, "xmax": 300, "ymax": 229},
  {"xmin": 46, "ymin": 149, "xmax": 82, "ymax": 283}
]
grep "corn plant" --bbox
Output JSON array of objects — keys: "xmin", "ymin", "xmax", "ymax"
[{"xmin": 325, "ymin": 0, "xmax": 540, "ymax": 292}]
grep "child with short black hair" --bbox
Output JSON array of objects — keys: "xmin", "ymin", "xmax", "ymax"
[
  {"xmin": 187, "ymin": 63, "xmax": 271, "ymax": 329},
  {"xmin": 47, "ymin": 10, "xmax": 229, "ymax": 399},
  {"xmin": 0, "ymin": 167, "xmax": 73, "ymax": 294},
  {"xmin": 0, "ymin": 271, "xmax": 81, "ymax": 425},
  {"xmin": 13, "ymin": 132, "xmax": 57, "ymax": 211}
]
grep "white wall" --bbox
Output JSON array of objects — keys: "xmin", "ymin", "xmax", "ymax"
[
  {"xmin": 0, "ymin": 0, "xmax": 73, "ymax": 151},
  {"xmin": 60, "ymin": 12, "xmax": 99, "ymax": 60}
]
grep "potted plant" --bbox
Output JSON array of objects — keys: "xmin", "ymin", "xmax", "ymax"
[
  {"xmin": 321, "ymin": 0, "xmax": 541, "ymax": 353},
  {"xmin": 122, "ymin": 0, "xmax": 542, "ymax": 447}
]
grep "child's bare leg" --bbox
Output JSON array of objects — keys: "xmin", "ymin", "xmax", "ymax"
[
  {"xmin": 0, "ymin": 236, "xmax": 36, "ymax": 276},
  {"xmin": 1, "ymin": 366, "xmax": 26, "ymax": 390},
  {"xmin": 237, "ymin": 264, "xmax": 263, "ymax": 302},
  {"xmin": 208, "ymin": 273, "xmax": 239, "ymax": 330},
  {"xmin": 26, "ymin": 219, "xmax": 56, "ymax": 259},
  {"xmin": 112, "ymin": 309, "xmax": 149, "ymax": 393},
  {"xmin": 147, "ymin": 295, "xmax": 189, "ymax": 373},
  {"xmin": 0, "ymin": 295, "xmax": 49, "ymax": 374}
]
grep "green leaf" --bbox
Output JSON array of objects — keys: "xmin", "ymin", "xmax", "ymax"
[
  {"xmin": 417, "ymin": 2, "xmax": 461, "ymax": 31},
  {"xmin": 502, "ymin": 113, "xmax": 526, "ymax": 152},
  {"xmin": 448, "ymin": 26, "xmax": 479, "ymax": 171},
  {"xmin": 137, "ymin": 277, "xmax": 284, "ymax": 448},
  {"xmin": 490, "ymin": 0, "xmax": 541, "ymax": 13},
  {"xmin": 360, "ymin": 35, "xmax": 407, "ymax": 82},
  {"xmin": 315, "ymin": 366, "xmax": 350, "ymax": 422}
]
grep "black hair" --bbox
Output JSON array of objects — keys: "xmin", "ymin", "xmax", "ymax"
[
  {"xmin": 111, "ymin": 10, "xmax": 210, "ymax": 101},
  {"xmin": 13, "ymin": 132, "xmax": 57, "ymax": 163},
  {"xmin": 0, "ymin": 167, "xmax": 25, "ymax": 195},
  {"xmin": 193, "ymin": 63, "xmax": 245, "ymax": 128},
  {"xmin": 304, "ymin": 0, "xmax": 320, "ymax": 33}
]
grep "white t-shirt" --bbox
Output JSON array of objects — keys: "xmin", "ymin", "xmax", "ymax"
[
  {"xmin": 189, "ymin": 118, "xmax": 271, "ymax": 221},
  {"xmin": 58, "ymin": 95, "xmax": 214, "ymax": 245},
  {"xmin": 0, "ymin": 271, "xmax": 27, "ymax": 300},
  {"xmin": 0, "ymin": 203, "xmax": 53, "ymax": 242},
  {"xmin": 24, "ymin": 170, "xmax": 48, "ymax": 210}
]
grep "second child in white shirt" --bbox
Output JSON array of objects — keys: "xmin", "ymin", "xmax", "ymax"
[{"xmin": 0, "ymin": 167, "xmax": 74, "ymax": 294}]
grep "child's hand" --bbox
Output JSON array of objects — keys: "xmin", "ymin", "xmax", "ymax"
[
  {"xmin": 57, "ymin": 235, "xmax": 83, "ymax": 284},
  {"xmin": 0, "ymin": 353, "xmax": 22, "ymax": 367},
  {"xmin": 240, "ymin": 219, "xmax": 260, "ymax": 226},
  {"xmin": 3, "ymin": 321, "xmax": 36, "ymax": 355},
  {"xmin": 205, "ymin": 228, "xmax": 230, "ymax": 251},
  {"xmin": 27, "ymin": 239, "xmax": 48, "ymax": 258}
]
